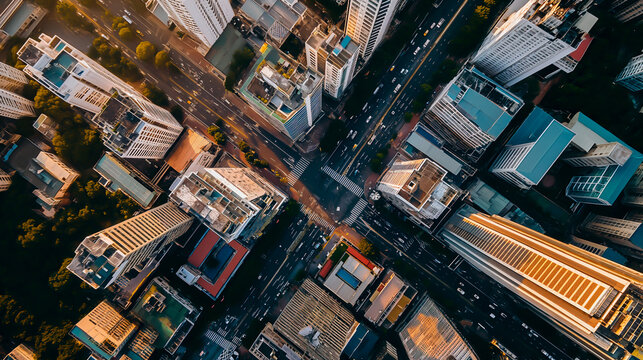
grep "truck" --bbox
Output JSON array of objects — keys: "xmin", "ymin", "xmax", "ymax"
[
  {"xmin": 437, "ymin": 18, "xmax": 445, "ymax": 28},
  {"xmin": 122, "ymin": 15, "xmax": 133, "ymax": 24},
  {"xmin": 393, "ymin": 84, "xmax": 402, "ymax": 94}
]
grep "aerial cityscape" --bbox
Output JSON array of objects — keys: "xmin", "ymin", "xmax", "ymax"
[{"xmin": 0, "ymin": 0, "xmax": 642, "ymax": 359}]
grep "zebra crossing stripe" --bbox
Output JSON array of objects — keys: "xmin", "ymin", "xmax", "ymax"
[
  {"xmin": 344, "ymin": 199, "xmax": 368, "ymax": 225},
  {"xmin": 287, "ymin": 158, "xmax": 310, "ymax": 185},
  {"xmin": 303, "ymin": 207, "xmax": 336, "ymax": 233},
  {"xmin": 321, "ymin": 166, "xmax": 364, "ymax": 196}
]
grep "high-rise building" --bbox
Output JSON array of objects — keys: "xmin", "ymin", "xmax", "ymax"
[
  {"xmin": 150, "ymin": 0, "xmax": 234, "ymax": 53},
  {"xmin": 0, "ymin": 0, "xmax": 47, "ymax": 50},
  {"xmin": 570, "ymin": 236, "xmax": 628, "ymax": 265},
  {"xmin": 345, "ymin": 0, "xmax": 400, "ymax": 60},
  {"xmin": 491, "ymin": 107, "xmax": 574, "ymax": 189},
  {"xmin": 439, "ymin": 212, "xmax": 643, "ymax": 360},
  {"xmin": 377, "ymin": 158, "xmax": 460, "ymax": 224},
  {"xmin": 17, "ymin": 34, "xmax": 138, "ymax": 114},
  {"xmin": 0, "ymin": 88, "xmax": 36, "ymax": 119},
  {"xmin": 563, "ymin": 112, "xmax": 643, "ymax": 206},
  {"xmin": 92, "ymin": 92, "xmax": 183, "ymax": 159},
  {"xmin": 615, "ymin": 53, "xmax": 643, "ymax": 92},
  {"xmin": 0, "ymin": 168, "xmax": 11, "ymax": 192},
  {"xmin": 472, "ymin": 0, "xmax": 597, "ymax": 86},
  {"xmin": 70, "ymin": 301, "xmax": 138, "ymax": 360},
  {"xmin": 306, "ymin": 26, "xmax": 360, "ymax": 99},
  {"xmin": 67, "ymin": 203, "xmax": 193, "ymax": 289},
  {"xmin": 424, "ymin": 66, "xmax": 523, "ymax": 153},
  {"xmin": 398, "ymin": 295, "xmax": 478, "ymax": 360},
  {"xmin": 249, "ymin": 279, "xmax": 358, "ymax": 360},
  {"xmin": 170, "ymin": 167, "xmax": 287, "ymax": 242},
  {"xmin": 623, "ymin": 163, "xmax": 643, "ymax": 207},
  {"xmin": 363, "ymin": 270, "xmax": 417, "ymax": 328},
  {"xmin": 0, "ymin": 61, "xmax": 28, "ymax": 92},
  {"xmin": 3, "ymin": 344, "xmax": 36, "ymax": 360},
  {"xmin": 610, "ymin": 0, "xmax": 643, "ymax": 23},
  {"xmin": 581, "ymin": 214, "xmax": 643, "ymax": 260},
  {"xmin": 239, "ymin": 44, "xmax": 323, "ymax": 140}
]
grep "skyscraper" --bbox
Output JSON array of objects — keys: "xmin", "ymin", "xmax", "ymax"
[
  {"xmin": 440, "ymin": 212, "xmax": 643, "ymax": 360},
  {"xmin": 18, "ymin": 34, "xmax": 138, "ymax": 114},
  {"xmin": 306, "ymin": 26, "xmax": 360, "ymax": 99},
  {"xmin": 581, "ymin": 213, "xmax": 643, "ymax": 260},
  {"xmin": 623, "ymin": 163, "xmax": 643, "ymax": 208},
  {"xmin": 610, "ymin": 0, "xmax": 643, "ymax": 23},
  {"xmin": 615, "ymin": 53, "xmax": 643, "ymax": 92},
  {"xmin": 0, "ymin": 61, "xmax": 28, "ymax": 93},
  {"xmin": 152, "ymin": 0, "xmax": 234, "ymax": 52},
  {"xmin": 0, "ymin": 168, "xmax": 11, "ymax": 192},
  {"xmin": 0, "ymin": 88, "xmax": 35, "ymax": 119},
  {"xmin": 398, "ymin": 295, "xmax": 478, "ymax": 360},
  {"xmin": 91, "ymin": 92, "xmax": 183, "ymax": 159},
  {"xmin": 67, "ymin": 203, "xmax": 193, "ymax": 289},
  {"xmin": 472, "ymin": 0, "xmax": 597, "ymax": 86},
  {"xmin": 345, "ymin": 0, "xmax": 399, "ymax": 60},
  {"xmin": 425, "ymin": 66, "xmax": 523, "ymax": 153}
]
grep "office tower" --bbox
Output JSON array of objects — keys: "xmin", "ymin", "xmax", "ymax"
[
  {"xmin": 440, "ymin": 212, "xmax": 643, "ymax": 360},
  {"xmin": 306, "ymin": 26, "xmax": 360, "ymax": 99},
  {"xmin": 0, "ymin": 168, "xmax": 11, "ymax": 192},
  {"xmin": 67, "ymin": 203, "xmax": 193, "ymax": 289},
  {"xmin": 491, "ymin": 107, "xmax": 574, "ymax": 189},
  {"xmin": 239, "ymin": 44, "xmax": 322, "ymax": 140},
  {"xmin": 250, "ymin": 279, "xmax": 358, "ymax": 360},
  {"xmin": 399, "ymin": 295, "xmax": 478, "ymax": 360},
  {"xmin": 623, "ymin": 163, "xmax": 643, "ymax": 207},
  {"xmin": 610, "ymin": 0, "xmax": 643, "ymax": 23},
  {"xmin": 615, "ymin": 53, "xmax": 643, "ymax": 92},
  {"xmin": 363, "ymin": 270, "xmax": 417, "ymax": 328},
  {"xmin": 0, "ymin": 88, "xmax": 36, "ymax": 119},
  {"xmin": 581, "ymin": 214, "xmax": 643, "ymax": 259},
  {"xmin": 17, "ymin": 34, "xmax": 138, "ymax": 114},
  {"xmin": 472, "ymin": 0, "xmax": 597, "ymax": 86},
  {"xmin": 152, "ymin": 0, "xmax": 233, "ymax": 52},
  {"xmin": 570, "ymin": 236, "xmax": 627, "ymax": 265},
  {"xmin": 564, "ymin": 112, "xmax": 643, "ymax": 206},
  {"xmin": 425, "ymin": 66, "xmax": 523, "ymax": 153},
  {"xmin": 345, "ymin": 0, "xmax": 400, "ymax": 60},
  {"xmin": 3, "ymin": 344, "xmax": 36, "ymax": 360},
  {"xmin": 170, "ymin": 167, "xmax": 287, "ymax": 242},
  {"xmin": 70, "ymin": 301, "xmax": 138, "ymax": 360},
  {"xmin": 0, "ymin": 61, "xmax": 28, "ymax": 92},
  {"xmin": 92, "ymin": 92, "xmax": 183, "ymax": 159},
  {"xmin": 377, "ymin": 158, "xmax": 460, "ymax": 224}
]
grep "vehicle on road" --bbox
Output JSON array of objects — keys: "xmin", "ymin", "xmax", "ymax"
[
  {"xmin": 390, "ymin": 65, "xmax": 395, "ymax": 71},
  {"xmin": 346, "ymin": 130, "xmax": 353, "ymax": 138},
  {"xmin": 367, "ymin": 136, "xmax": 375, "ymax": 145},
  {"xmin": 423, "ymin": 30, "xmax": 428, "ymax": 36},
  {"xmin": 473, "ymin": 294, "xmax": 480, "ymax": 300},
  {"xmin": 437, "ymin": 18, "xmax": 445, "ymax": 27},
  {"xmin": 423, "ymin": 39, "xmax": 430, "ymax": 48},
  {"xmin": 430, "ymin": 22, "xmax": 436, "ymax": 29},
  {"xmin": 393, "ymin": 84, "xmax": 402, "ymax": 94},
  {"xmin": 362, "ymin": 103, "xmax": 368, "ymax": 111},
  {"xmin": 122, "ymin": 15, "xmax": 133, "ymax": 24},
  {"xmin": 124, "ymin": 9, "xmax": 131, "ymax": 16},
  {"xmin": 413, "ymin": 47, "xmax": 421, "ymax": 55},
  {"xmin": 351, "ymin": 131, "xmax": 357, "ymax": 139},
  {"xmin": 100, "ymin": 33, "xmax": 109, "ymax": 40},
  {"xmin": 433, "ymin": 0, "xmax": 443, "ymax": 7},
  {"xmin": 457, "ymin": 288, "xmax": 465, "ymax": 295},
  {"xmin": 373, "ymin": 84, "xmax": 383, "ymax": 95},
  {"xmin": 489, "ymin": 313, "xmax": 496, "ymax": 319},
  {"xmin": 391, "ymin": 77, "xmax": 397, "ymax": 83},
  {"xmin": 136, "ymin": 30, "xmax": 144, "ymax": 37},
  {"xmin": 366, "ymin": 115, "xmax": 372, "ymax": 123}
]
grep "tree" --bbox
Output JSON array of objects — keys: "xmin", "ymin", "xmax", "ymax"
[
  {"xmin": 141, "ymin": 82, "xmax": 169, "ymax": 106},
  {"xmin": 118, "ymin": 27, "xmax": 134, "ymax": 41},
  {"xmin": 404, "ymin": 112, "xmax": 414, "ymax": 122},
  {"xmin": 56, "ymin": 2, "xmax": 94, "ymax": 32},
  {"xmin": 136, "ymin": 41, "xmax": 156, "ymax": 62},
  {"xmin": 170, "ymin": 105, "xmax": 184, "ymax": 121},
  {"xmin": 213, "ymin": 131, "xmax": 226, "ymax": 145},
  {"xmin": 17, "ymin": 219, "xmax": 47, "ymax": 248},
  {"xmin": 49, "ymin": 258, "xmax": 73, "ymax": 292},
  {"xmin": 357, "ymin": 238, "xmax": 377, "ymax": 258},
  {"xmin": 155, "ymin": 50, "xmax": 170, "ymax": 68}
]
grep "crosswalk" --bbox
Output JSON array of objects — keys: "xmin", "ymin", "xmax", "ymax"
[
  {"xmin": 286, "ymin": 157, "xmax": 310, "ymax": 185},
  {"xmin": 344, "ymin": 198, "xmax": 368, "ymax": 226},
  {"xmin": 303, "ymin": 206, "xmax": 336, "ymax": 233},
  {"xmin": 321, "ymin": 166, "xmax": 364, "ymax": 197}
]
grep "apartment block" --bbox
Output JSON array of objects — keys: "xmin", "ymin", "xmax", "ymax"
[
  {"xmin": 345, "ymin": 0, "xmax": 399, "ymax": 59},
  {"xmin": 238, "ymin": 0, "xmax": 307, "ymax": 46},
  {"xmin": 615, "ymin": 53, "xmax": 643, "ymax": 92},
  {"xmin": 363, "ymin": 270, "xmax": 417, "ymax": 328},
  {"xmin": 306, "ymin": 26, "xmax": 360, "ymax": 99},
  {"xmin": 3, "ymin": 344, "xmax": 36, "ymax": 360},
  {"xmin": 623, "ymin": 163, "xmax": 643, "ymax": 207},
  {"xmin": 0, "ymin": 168, "xmax": 11, "ymax": 192},
  {"xmin": 398, "ymin": 295, "xmax": 478, "ymax": 360},
  {"xmin": 0, "ymin": 61, "xmax": 28, "ymax": 92},
  {"xmin": 610, "ymin": 0, "xmax": 643, "ymax": 23},
  {"xmin": 439, "ymin": 212, "xmax": 643, "ymax": 359},
  {"xmin": 170, "ymin": 167, "xmax": 286, "ymax": 242},
  {"xmin": 0, "ymin": 0, "xmax": 47, "ymax": 49},
  {"xmin": 67, "ymin": 203, "xmax": 193, "ymax": 289},
  {"xmin": 425, "ymin": 66, "xmax": 523, "ymax": 153},
  {"xmin": 491, "ymin": 107, "xmax": 574, "ymax": 189},
  {"xmin": 239, "ymin": 44, "xmax": 322, "ymax": 140},
  {"xmin": 581, "ymin": 214, "xmax": 643, "ymax": 260},
  {"xmin": 472, "ymin": 0, "xmax": 597, "ymax": 86}
]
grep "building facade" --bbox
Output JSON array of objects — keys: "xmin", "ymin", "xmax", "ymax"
[
  {"xmin": 306, "ymin": 26, "xmax": 360, "ymax": 99},
  {"xmin": 472, "ymin": 0, "xmax": 597, "ymax": 86},
  {"xmin": 170, "ymin": 167, "xmax": 286, "ymax": 242},
  {"xmin": 363, "ymin": 270, "xmax": 417, "ymax": 328},
  {"xmin": 152, "ymin": 0, "xmax": 234, "ymax": 52},
  {"xmin": 0, "ymin": 0, "xmax": 47, "ymax": 49},
  {"xmin": 491, "ymin": 107, "xmax": 574, "ymax": 189},
  {"xmin": 398, "ymin": 295, "xmax": 478, "ymax": 360},
  {"xmin": 623, "ymin": 163, "xmax": 643, "ymax": 207},
  {"xmin": 610, "ymin": 0, "xmax": 643, "ymax": 23},
  {"xmin": 345, "ymin": 0, "xmax": 399, "ymax": 59},
  {"xmin": 425, "ymin": 66, "xmax": 523, "ymax": 153},
  {"xmin": 439, "ymin": 212, "xmax": 643, "ymax": 360},
  {"xmin": 0, "ymin": 61, "xmax": 28, "ymax": 92},
  {"xmin": 581, "ymin": 214, "xmax": 643, "ymax": 259},
  {"xmin": 0, "ymin": 88, "xmax": 36, "ymax": 119},
  {"xmin": 0, "ymin": 168, "xmax": 11, "ymax": 192},
  {"xmin": 67, "ymin": 203, "xmax": 193, "ymax": 289},
  {"xmin": 615, "ymin": 53, "xmax": 643, "ymax": 92},
  {"xmin": 92, "ymin": 92, "xmax": 183, "ymax": 159},
  {"xmin": 3, "ymin": 344, "xmax": 36, "ymax": 360}
]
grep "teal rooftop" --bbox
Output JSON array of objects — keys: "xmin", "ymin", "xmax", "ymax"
[{"xmin": 94, "ymin": 153, "xmax": 160, "ymax": 208}]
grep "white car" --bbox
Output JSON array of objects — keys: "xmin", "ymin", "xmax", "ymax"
[
  {"xmin": 473, "ymin": 294, "xmax": 479, "ymax": 300},
  {"xmin": 457, "ymin": 288, "xmax": 465, "ymax": 295},
  {"xmin": 489, "ymin": 313, "xmax": 496, "ymax": 319}
]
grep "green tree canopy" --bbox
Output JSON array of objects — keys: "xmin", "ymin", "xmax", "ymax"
[
  {"xmin": 155, "ymin": 50, "xmax": 170, "ymax": 68},
  {"xmin": 48, "ymin": 258, "xmax": 73, "ymax": 292},
  {"xmin": 136, "ymin": 41, "xmax": 156, "ymax": 61},
  {"xmin": 17, "ymin": 219, "xmax": 47, "ymax": 248},
  {"xmin": 141, "ymin": 82, "xmax": 169, "ymax": 106},
  {"xmin": 118, "ymin": 27, "xmax": 134, "ymax": 41}
]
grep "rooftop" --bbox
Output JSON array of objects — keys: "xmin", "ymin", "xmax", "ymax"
[
  {"xmin": 363, "ymin": 270, "xmax": 417, "ymax": 328},
  {"xmin": 307, "ymin": 27, "xmax": 359, "ymax": 69},
  {"xmin": 94, "ymin": 152, "xmax": 160, "ymax": 208},
  {"xmin": 239, "ymin": 0, "xmax": 306, "ymax": 43},
  {"xmin": 322, "ymin": 245, "xmax": 380, "ymax": 305}
]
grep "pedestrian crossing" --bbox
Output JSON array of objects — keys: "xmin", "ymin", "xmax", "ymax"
[
  {"xmin": 286, "ymin": 157, "xmax": 310, "ymax": 185},
  {"xmin": 321, "ymin": 166, "xmax": 364, "ymax": 197},
  {"xmin": 303, "ymin": 206, "xmax": 336, "ymax": 233},
  {"xmin": 344, "ymin": 198, "xmax": 368, "ymax": 226}
]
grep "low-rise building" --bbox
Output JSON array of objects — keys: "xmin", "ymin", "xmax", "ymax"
[
  {"xmin": 0, "ymin": 0, "xmax": 47, "ymax": 49},
  {"xmin": 237, "ymin": 0, "xmax": 307, "ymax": 46},
  {"xmin": 239, "ymin": 44, "xmax": 323, "ymax": 140},
  {"xmin": 3, "ymin": 344, "xmax": 36, "ymax": 360},
  {"xmin": 570, "ymin": 236, "xmax": 627, "ymax": 265},
  {"xmin": 170, "ymin": 167, "xmax": 286, "ymax": 242},
  {"xmin": 32, "ymin": 113, "xmax": 58, "ymax": 141},
  {"xmin": 398, "ymin": 295, "xmax": 478, "ymax": 360},
  {"xmin": 363, "ymin": 270, "xmax": 416, "ymax": 328}
]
